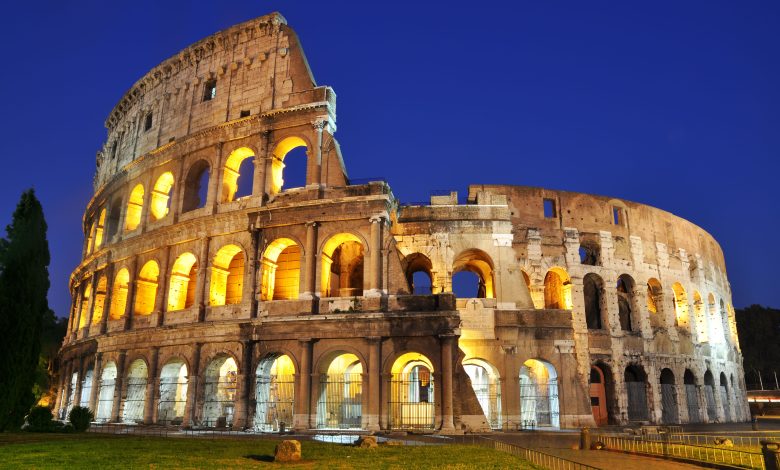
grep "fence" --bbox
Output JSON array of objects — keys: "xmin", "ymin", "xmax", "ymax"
[
  {"xmin": 471, "ymin": 437, "xmax": 600, "ymax": 470},
  {"xmin": 642, "ymin": 432, "xmax": 780, "ymax": 450},
  {"xmin": 595, "ymin": 434, "xmax": 764, "ymax": 469}
]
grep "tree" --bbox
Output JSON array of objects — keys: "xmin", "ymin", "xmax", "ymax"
[
  {"xmin": 0, "ymin": 189, "xmax": 51, "ymax": 431},
  {"xmin": 735, "ymin": 305, "xmax": 780, "ymax": 388}
]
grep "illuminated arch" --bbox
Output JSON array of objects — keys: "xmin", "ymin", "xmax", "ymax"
[
  {"xmin": 149, "ymin": 172, "xmax": 175, "ymax": 220},
  {"xmin": 157, "ymin": 359, "xmax": 188, "ymax": 424},
  {"xmin": 109, "ymin": 268, "xmax": 130, "ymax": 320},
  {"xmin": 91, "ymin": 275, "xmax": 108, "ymax": 324},
  {"xmin": 270, "ymin": 136, "xmax": 307, "ymax": 195},
  {"xmin": 463, "ymin": 357, "xmax": 502, "ymax": 429},
  {"xmin": 122, "ymin": 359, "xmax": 148, "ymax": 423},
  {"xmin": 543, "ymin": 267, "xmax": 572, "ymax": 309},
  {"xmin": 708, "ymin": 293, "xmax": 724, "ymax": 344},
  {"xmin": 452, "ymin": 248, "xmax": 495, "ymax": 299},
  {"xmin": 320, "ymin": 233, "xmax": 364, "ymax": 297},
  {"xmin": 389, "ymin": 352, "xmax": 435, "ymax": 430},
  {"xmin": 646, "ymin": 278, "xmax": 662, "ymax": 314},
  {"xmin": 672, "ymin": 282, "xmax": 689, "ymax": 328},
  {"xmin": 125, "ymin": 184, "xmax": 145, "ymax": 231},
  {"xmin": 77, "ymin": 282, "xmax": 92, "ymax": 329},
  {"xmin": 94, "ymin": 208, "xmax": 106, "ymax": 250},
  {"xmin": 260, "ymin": 238, "xmax": 301, "ymax": 301},
  {"xmin": 202, "ymin": 355, "xmax": 238, "ymax": 427},
  {"xmin": 403, "ymin": 253, "xmax": 434, "ymax": 295},
  {"xmin": 316, "ymin": 352, "xmax": 364, "ymax": 429},
  {"xmin": 254, "ymin": 354, "xmax": 295, "ymax": 432},
  {"xmin": 95, "ymin": 361, "xmax": 117, "ymax": 422},
  {"xmin": 222, "ymin": 147, "xmax": 255, "ymax": 202},
  {"xmin": 209, "ymin": 244, "xmax": 245, "ymax": 306},
  {"xmin": 692, "ymin": 291, "xmax": 707, "ymax": 342},
  {"xmin": 520, "ymin": 358, "xmax": 560, "ymax": 428},
  {"xmin": 182, "ymin": 160, "xmax": 211, "ymax": 212},
  {"xmin": 133, "ymin": 260, "xmax": 160, "ymax": 315},
  {"xmin": 167, "ymin": 252, "xmax": 198, "ymax": 311}
]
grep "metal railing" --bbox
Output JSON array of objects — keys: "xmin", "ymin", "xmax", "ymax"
[
  {"xmin": 471, "ymin": 437, "xmax": 601, "ymax": 470},
  {"xmin": 595, "ymin": 434, "xmax": 764, "ymax": 469},
  {"xmin": 642, "ymin": 432, "xmax": 779, "ymax": 450}
]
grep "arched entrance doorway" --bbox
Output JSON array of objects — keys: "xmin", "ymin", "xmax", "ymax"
[
  {"xmin": 96, "ymin": 362, "xmax": 117, "ymax": 423},
  {"xmin": 255, "ymin": 354, "xmax": 295, "ymax": 432},
  {"xmin": 317, "ymin": 353, "xmax": 363, "ymax": 429},
  {"xmin": 660, "ymin": 368, "xmax": 678, "ymax": 424},
  {"xmin": 390, "ymin": 353, "xmax": 435, "ymax": 430},
  {"xmin": 625, "ymin": 365, "xmax": 649, "ymax": 422},
  {"xmin": 683, "ymin": 370, "xmax": 701, "ymax": 423},
  {"xmin": 519, "ymin": 359, "xmax": 560, "ymax": 428},
  {"xmin": 704, "ymin": 370, "xmax": 717, "ymax": 422},
  {"xmin": 589, "ymin": 365, "xmax": 608, "ymax": 426},
  {"xmin": 202, "ymin": 356, "xmax": 238, "ymax": 427},
  {"xmin": 157, "ymin": 360, "xmax": 188, "ymax": 424},
  {"xmin": 464, "ymin": 358, "xmax": 502, "ymax": 429},
  {"xmin": 122, "ymin": 359, "xmax": 148, "ymax": 424}
]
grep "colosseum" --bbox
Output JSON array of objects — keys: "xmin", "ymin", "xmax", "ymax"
[{"xmin": 55, "ymin": 12, "xmax": 748, "ymax": 433}]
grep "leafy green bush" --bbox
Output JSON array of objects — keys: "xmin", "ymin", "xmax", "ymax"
[
  {"xmin": 25, "ymin": 406, "xmax": 54, "ymax": 432},
  {"xmin": 67, "ymin": 406, "xmax": 94, "ymax": 432}
]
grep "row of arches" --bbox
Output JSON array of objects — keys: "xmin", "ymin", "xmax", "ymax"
[
  {"xmin": 84, "ymin": 139, "xmax": 310, "ymax": 257},
  {"xmin": 589, "ymin": 363, "xmax": 742, "ymax": 425},
  {"xmin": 59, "ymin": 351, "xmax": 560, "ymax": 432}
]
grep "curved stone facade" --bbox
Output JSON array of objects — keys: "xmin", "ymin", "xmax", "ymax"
[{"xmin": 56, "ymin": 12, "xmax": 748, "ymax": 432}]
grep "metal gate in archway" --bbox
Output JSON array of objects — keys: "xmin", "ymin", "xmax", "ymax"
[
  {"xmin": 389, "ymin": 372, "xmax": 435, "ymax": 430},
  {"xmin": 519, "ymin": 380, "xmax": 559, "ymax": 428},
  {"xmin": 685, "ymin": 384, "xmax": 700, "ymax": 422},
  {"xmin": 660, "ymin": 384, "xmax": 678, "ymax": 423},
  {"xmin": 705, "ymin": 385, "xmax": 717, "ymax": 421},
  {"xmin": 316, "ymin": 373, "xmax": 362, "ymax": 429},
  {"xmin": 626, "ymin": 382, "xmax": 648, "ymax": 421},
  {"xmin": 720, "ymin": 386, "xmax": 731, "ymax": 422},
  {"xmin": 255, "ymin": 374, "xmax": 295, "ymax": 432}
]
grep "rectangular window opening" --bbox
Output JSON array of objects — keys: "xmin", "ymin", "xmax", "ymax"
[
  {"xmin": 543, "ymin": 198, "xmax": 557, "ymax": 218},
  {"xmin": 203, "ymin": 79, "xmax": 217, "ymax": 102},
  {"xmin": 144, "ymin": 113, "xmax": 153, "ymax": 132},
  {"xmin": 239, "ymin": 110, "xmax": 251, "ymax": 118},
  {"xmin": 613, "ymin": 206, "xmax": 625, "ymax": 226}
]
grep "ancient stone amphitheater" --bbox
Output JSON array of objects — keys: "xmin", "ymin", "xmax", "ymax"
[{"xmin": 56, "ymin": 12, "xmax": 748, "ymax": 432}]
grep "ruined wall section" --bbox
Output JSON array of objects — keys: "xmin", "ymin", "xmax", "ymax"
[{"xmin": 94, "ymin": 12, "xmax": 318, "ymax": 190}]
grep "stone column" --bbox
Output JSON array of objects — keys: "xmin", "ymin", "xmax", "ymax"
[
  {"xmin": 100, "ymin": 264, "xmax": 114, "ymax": 334},
  {"xmin": 143, "ymin": 347, "xmax": 159, "ymax": 424},
  {"xmin": 53, "ymin": 359, "xmax": 67, "ymax": 419},
  {"xmin": 367, "ymin": 216, "xmax": 384, "ymax": 297},
  {"xmin": 439, "ymin": 334, "xmax": 456, "ymax": 432},
  {"xmin": 154, "ymin": 245, "xmax": 171, "ymax": 326},
  {"xmin": 301, "ymin": 222, "xmax": 318, "ymax": 299},
  {"xmin": 310, "ymin": 119, "xmax": 326, "ymax": 187},
  {"xmin": 253, "ymin": 132, "xmax": 269, "ymax": 198},
  {"xmin": 89, "ymin": 353, "xmax": 103, "ymax": 412},
  {"xmin": 183, "ymin": 343, "xmax": 201, "ymax": 427},
  {"xmin": 195, "ymin": 238, "xmax": 210, "ymax": 322},
  {"xmin": 234, "ymin": 340, "xmax": 254, "ymax": 429},
  {"xmin": 293, "ymin": 339, "xmax": 313, "ymax": 430},
  {"xmin": 84, "ymin": 272, "xmax": 98, "ymax": 335},
  {"xmin": 209, "ymin": 142, "xmax": 224, "ymax": 210},
  {"xmin": 366, "ymin": 337, "xmax": 381, "ymax": 431},
  {"xmin": 123, "ymin": 256, "xmax": 138, "ymax": 331},
  {"xmin": 111, "ymin": 351, "xmax": 127, "ymax": 423}
]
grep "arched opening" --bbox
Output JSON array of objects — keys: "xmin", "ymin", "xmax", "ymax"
[
  {"xmin": 79, "ymin": 366, "xmax": 94, "ymax": 408},
  {"xmin": 78, "ymin": 282, "xmax": 92, "ymax": 330},
  {"xmin": 133, "ymin": 261, "xmax": 159, "ymax": 315},
  {"xmin": 222, "ymin": 147, "xmax": 255, "ymax": 202},
  {"xmin": 616, "ymin": 275, "xmax": 636, "ymax": 332},
  {"xmin": 388, "ymin": 353, "xmax": 435, "ymax": 430},
  {"xmin": 403, "ymin": 253, "xmax": 434, "ymax": 295},
  {"xmin": 519, "ymin": 359, "xmax": 559, "ymax": 428},
  {"xmin": 157, "ymin": 360, "xmax": 188, "ymax": 425},
  {"xmin": 703, "ymin": 370, "xmax": 717, "ymax": 421},
  {"xmin": 579, "ymin": 238, "xmax": 600, "ymax": 266},
  {"xmin": 149, "ymin": 172, "xmax": 175, "ymax": 220},
  {"xmin": 452, "ymin": 249, "xmax": 495, "ymax": 299},
  {"xmin": 64, "ymin": 372, "xmax": 78, "ymax": 419},
  {"xmin": 86, "ymin": 221, "xmax": 96, "ymax": 255},
  {"xmin": 589, "ymin": 364, "xmax": 616, "ymax": 426},
  {"xmin": 109, "ymin": 268, "xmax": 130, "ymax": 320},
  {"xmin": 260, "ymin": 238, "xmax": 301, "ymax": 301},
  {"xmin": 182, "ymin": 160, "xmax": 210, "ymax": 212},
  {"xmin": 321, "ymin": 234, "xmax": 364, "ymax": 297},
  {"xmin": 583, "ymin": 273, "xmax": 605, "ymax": 330},
  {"xmin": 202, "ymin": 356, "xmax": 238, "ymax": 427},
  {"xmin": 719, "ymin": 300, "xmax": 730, "ymax": 345},
  {"xmin": 91, "ymin": 275, "xmax": 107, "ymax": 325},
  {"xmin": 708, "ymin": 294, "xmax": 723, "ymax": 344},
  {"xmin": 683, "ymin": 370, "xmax": 701, "ymax": 423},
  {"xmin": 254, "ymin": 354, "xmax": 295, "ymax": 432},
  {"xmin": 270, "ymin": 136, "xmax": 307, "ymax": 195},
  {"xmin": 464, "ymin": 358, "xmax": 501, "ymax": 429},
  {"xmin": 544, "ymin": 267, "xmax": 572, "ymax": 309},
  {"xmin": 94, "ymin": 208, "xmax": 106, "ymax": 251},
  {"xmin": 624, "ymin": 365, "xmax": 649, "ymax": 422},
  {"xmin": 96, "ymin": 362, "xmax": 117, "ymax": 422},
  {"xmin": 209, "ymin": 245, "xmax": 244, "ymax": 306},
  {"xmin": 106, "ymin": 198, "xmax": 122, "ymax": 240},
  {"xmin": 692, "ymin": 291, "xmax": 707, "ymax": 342},
  {"xmin": 317, "ymin": 353, "xmax": 363, "ymax": 429},
  {"xmin": 719, "ymin": 372, "xmax": 731, "ymax": 422},
  {"xmin": 122, "ymin": 359, "xmax": 148, "ymax": 424},
  {"xmin": 672, "ymin": 282, "xmax": 689, "ymax": 328},
  {"xmin": 167, "ymin": 253, "xmax": 198, "ymax": 311},
  {"xmin": 646, "ymin": 278, "xmax": 663, "ymax": 327},
  {"xmin": 660, "ymin": 368, "xmax": 678, "ymax": 424},
  {"xmin": 124, "ymin": 184, "xmax": 145, "ymax": 231}
]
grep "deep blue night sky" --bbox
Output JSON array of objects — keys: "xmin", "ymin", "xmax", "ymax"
[{"xmin": 0, "ymin": 1, "xmax": 777, "ymax": 317}]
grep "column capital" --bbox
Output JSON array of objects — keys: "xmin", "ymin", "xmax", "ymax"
[
  {"xmin": 365, "ymin": 336, "xmax": 382, "ymax": 343},
  {"xmin": 369, "ymin": 213, "xmax": 389, "ymax": 224},
  {"xmin": 311, "ymin": 118, "xmax": 327, "ymax": 131},
  {"xmin": 305, "ymin": 220, "xmax": 319, "ymax": 228}
]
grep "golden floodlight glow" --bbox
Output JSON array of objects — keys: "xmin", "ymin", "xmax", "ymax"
[
  {"xmin": 91, "ymin": 275, "xmax": 108, "ymax": 324},
  {"xmin": 167, "ymin": 252, "xmax": 198, "ymax": 311},
  {"xmin": 270, "ymin": 136, "xmax": 307, "ymax": 194},
  {"xmin": 261, "ymin": 238, "xmax": 301, "ymax": 301},
  {"xmin": 150, "ymin": 172, "xmax": 175, "ymax": 220},
  {"xmin": 109, "ymin": 268, "xmax": 130, "ymax": 320},
  {"xmin": 672, "ymin": 282, "xmax": 689, "ymax": 327},
  {"xmin": 94, "ymin": 208, "xmax": 106, "ymax": 250},
  {"xmin": 221, "ymin": 147, "xmax": 255, "ymax": 202},
  {"xmin": 78, "ymin": 282, "xmax": 92, "ymax": 329},
  {"xmin": 125, "ymin": 184, "xmax": 145, "ymax": 231},
  {"xmin": 209, "ymin": 244, "xmax": 244, "ymax": 306},
  {"xmin": 544, "ymin": 266, "xmax": 572, "ymax": 310},
  {"xmin": 134, "ymin": 260, "xmax": 160, "ymax": 315}
]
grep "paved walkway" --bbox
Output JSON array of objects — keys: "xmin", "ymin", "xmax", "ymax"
[{"xmin": 543, "ymin": 448, "xmax": 706, "ymax": 469}]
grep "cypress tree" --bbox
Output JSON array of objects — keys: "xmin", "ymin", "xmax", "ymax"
[{"xmin": 0, "ymin": 189, "xmax": 51, "ymax": 431}]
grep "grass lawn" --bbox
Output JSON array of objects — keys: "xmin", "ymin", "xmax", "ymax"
[{"xmin": 0, "ymin": 433, "xmax": 539, "ymax": 469}]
